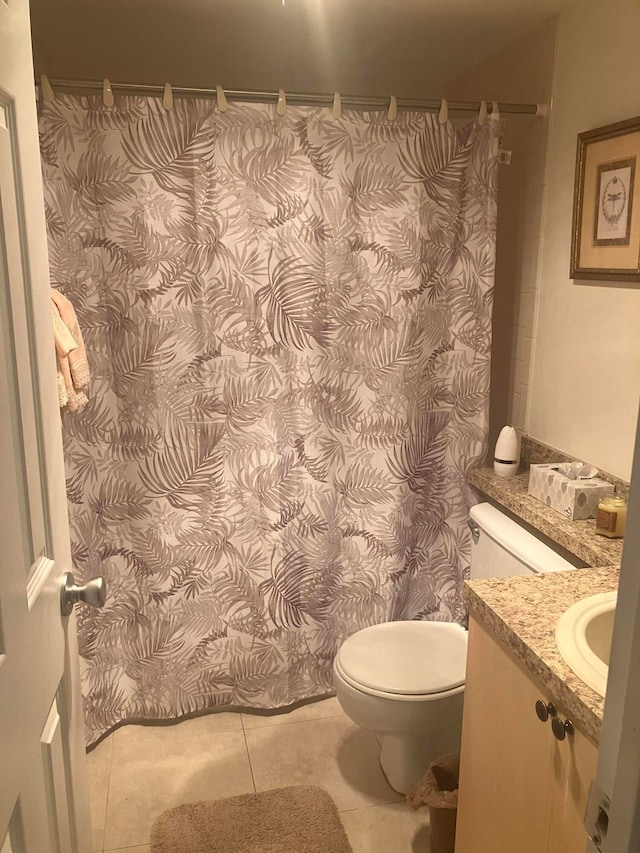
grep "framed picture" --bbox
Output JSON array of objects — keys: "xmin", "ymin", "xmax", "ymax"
[{"xmin": 571, "ymin": 115, "xmax": 640, "ymax": 281}]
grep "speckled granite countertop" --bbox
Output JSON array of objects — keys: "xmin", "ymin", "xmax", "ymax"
[
  {"xmin": 468, "ymin": 467, "xmax": 624, "ymax": 567},
  {"xmin": 464, "ymin": 565, "xmax": 619, "ymax": 744}
]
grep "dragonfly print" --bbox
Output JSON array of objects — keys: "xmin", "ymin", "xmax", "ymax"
[{"xmin": 40, "ymin": 95, "xmax": 499, "ymax": 745}]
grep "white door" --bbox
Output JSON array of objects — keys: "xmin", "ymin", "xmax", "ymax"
[{"xmin": 0, "ymin": 1, "xmax": 93, "ymax": 851}]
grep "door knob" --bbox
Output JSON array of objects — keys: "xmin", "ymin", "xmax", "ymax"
[
  {"xmin": 535, "ymin": 700, "xmax": 557, "ymax": 722},
  {"xmin": 551, "ymin": 716, "xmax": 574, "ymax": 740},
  {"xmin": 61, "ymin": 572, "xmax": 107, "ymax": 616}
]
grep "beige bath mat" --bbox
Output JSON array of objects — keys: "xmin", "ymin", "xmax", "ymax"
[{"xmin": 150, "ymin": 785, "xmax": 353, "ymax": 853}]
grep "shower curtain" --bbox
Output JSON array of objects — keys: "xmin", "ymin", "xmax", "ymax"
[{"xmin": 40, "ymin": 95, "xmax": 498, "ymax": 744}]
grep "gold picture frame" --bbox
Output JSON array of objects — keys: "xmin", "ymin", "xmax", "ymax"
[{"xmin": 571, "ymin": 115, "xmax": 640, "ymax": 281}]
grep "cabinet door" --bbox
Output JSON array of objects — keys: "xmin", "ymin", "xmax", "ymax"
[
  {"xmin": 547, "ymin": 717, "xmax": 598, "ymax": 853},
  {"xmin": 455, "ymin": 616, "xmax": 556, "ymax": 853}
]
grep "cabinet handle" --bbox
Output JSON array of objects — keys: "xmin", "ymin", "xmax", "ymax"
[
  {"xmin": 535, "ymin": 700, "xmax": 557, "ymax": 722},
  {"xmin": 551, "ymin": 716, "xmax": 574, "ymax": 740}
]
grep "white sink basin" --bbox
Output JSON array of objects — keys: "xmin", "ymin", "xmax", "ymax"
[{"xmin": 555, "ymin": 592, "xmax": 617, "ymax": 697}]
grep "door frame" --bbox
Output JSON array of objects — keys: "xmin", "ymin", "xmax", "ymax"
[{"xmin": 591, "ymin": 401, "xmax": 640, "ymax": 851}]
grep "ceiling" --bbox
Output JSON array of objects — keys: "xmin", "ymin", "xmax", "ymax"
[{"xmin": 30, "ymin": 0, "xmax": 574, "ymax": 99}]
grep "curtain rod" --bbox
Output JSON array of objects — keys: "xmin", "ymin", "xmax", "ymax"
[{"xmin": 39, "ymin": 77, "xmax": 546, "ymax": 117}]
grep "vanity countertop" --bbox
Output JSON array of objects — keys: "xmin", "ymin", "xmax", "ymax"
[
  {"xmin": 467, "ymin": 466, "xmax": 624, "ymax": 568},
  {"xmin": 463, "ymin": 564, "xmax": 619, "ymax": 745}
]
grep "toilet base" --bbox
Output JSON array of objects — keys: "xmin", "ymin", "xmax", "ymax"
[{"xmin": 379, "ymin": 718, "xmax": 463, "ymax": 794}]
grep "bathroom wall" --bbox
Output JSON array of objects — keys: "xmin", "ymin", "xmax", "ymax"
[
  {"xmin": 527, "ymin": 0, "xmax": 640, "ymax": 481},
  {"xmin": 28, "ymin": 0, "xmax": 569, "ymax": 100},
  {"xmin": 447, "ymin": 19, "xmax": 557, "ymax": 450},
  {"xmin": 450, "ymin": 0, "xmax": 640, "ymax": 482}
]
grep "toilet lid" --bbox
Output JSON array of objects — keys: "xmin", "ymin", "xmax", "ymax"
[{"xmin": 336, "ymin": 621, "xmax": 468, "ymax": 696}]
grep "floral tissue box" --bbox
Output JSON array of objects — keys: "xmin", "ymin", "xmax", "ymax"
[{"xmin": 528, "ymin": 463, "xmax": 615, "ymax": 521}]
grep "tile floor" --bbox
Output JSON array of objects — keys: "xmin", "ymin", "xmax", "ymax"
[{"xmin": 88, "ymin": 696, "xmax": 431, "ymax": 852}]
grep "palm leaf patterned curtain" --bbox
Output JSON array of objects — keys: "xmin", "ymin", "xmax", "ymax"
[{"xmin": 40, "ymin": 95, "xmax": 499, "ymax": 745}]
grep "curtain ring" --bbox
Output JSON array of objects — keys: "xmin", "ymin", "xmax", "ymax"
[
  {"xmin": 102, "ymin": 78, "xmax": 115, "ymax": 108},
  {"xmin": 216, "ymin": 85, "xmax": 229, "ymax": 113},
  {"xmin": 162, "ymin": 83, "xmax": 174, "ymax": 111},
  {"xmin": 277, "ymin": 88, "xmax": 287, "ymax": 116},
  {"xmin": 438, "ymin": 98, "xmax": 448, "ymax": 124},
  {"xmin": 40, "ymin": 74, "xmax": 55, "ymax": 103},
  {"xmin": 387, "ymin": 95, "xmax": 397, "ymax": 121}
]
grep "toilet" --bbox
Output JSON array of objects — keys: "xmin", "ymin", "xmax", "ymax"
[{"xmin": 333, "ymin": 502, "xmax": 577, "ymax": 793}]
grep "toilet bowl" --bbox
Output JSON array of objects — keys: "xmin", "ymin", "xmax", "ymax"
[
  {"xmin": 333, "ymin": 620, "xmax": 467, "ymax": 794},
  {"xmin": 334, "ymin": 503, "xmax": 578, "ymax": 795}
]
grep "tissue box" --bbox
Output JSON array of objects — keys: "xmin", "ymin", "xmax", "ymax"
[{"xmin": 528, "ymin": 463, "xmax": 615, "ymax": 520}]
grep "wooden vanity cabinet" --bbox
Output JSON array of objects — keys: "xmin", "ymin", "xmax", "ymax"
[{"xmin": 455, "ymin": 615, "xmax": 598, "ymax": 853}]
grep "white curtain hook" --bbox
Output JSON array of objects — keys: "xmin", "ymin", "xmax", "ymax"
[
  {"xmin": 387, "ymin": 95, "xmax": 397, "ymax": 122},
  {"xmin": 491, "ymin": 100, "xmax": 500, "ymax": 120},
  {"xmin": 216, "ymin": 85, "xmax": 228, "ymax": 113},
  {"xmin": 40, "ymin": 74, "xmax": 55, "ymax": 103},
  {"xmin": 162, "ymin": 82, "xmax": 174, "ymax": 111},
  {"xmin": 438, "ymin": 98, "xmax": 448, "ymax": 125},
  {"xmin": 277, "ymin": 88, "xmax": 287, "ymax": 116},
  {"xmin": 102, "ymin": 78, "xmax": 114, "ymax": 108},
  {"xmin": 332, "ymin": 92, "xmax": 342, "ymax": 119},
  {"xmin": 478, "ymin": 100, "xmax": 488, "ymax": 125}
]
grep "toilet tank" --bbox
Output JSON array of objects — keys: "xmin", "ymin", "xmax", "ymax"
[{"xmin": 469, "ymin": 502, "xmax": 576, "ymax": 579}]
